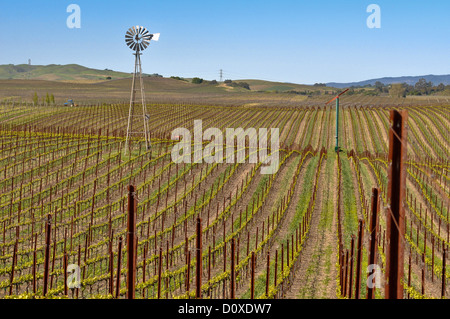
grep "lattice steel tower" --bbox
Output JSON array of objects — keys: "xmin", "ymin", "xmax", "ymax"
[{"xmin": 124, "ymin": 26, "xmax": 160, "ymax": 154}]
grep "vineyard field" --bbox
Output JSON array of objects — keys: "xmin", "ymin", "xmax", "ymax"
[{"xmin": 0, "ymin": 102, "xmax": 449, "ymax": 299}]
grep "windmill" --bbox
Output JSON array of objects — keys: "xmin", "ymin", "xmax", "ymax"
[
  {"xmin": 326, "ymin": 88, "xmax": 349, "ymax": 152},
  {"xmin": 124, "ymin": 26, "xmax": 160, "ymax": 154}
]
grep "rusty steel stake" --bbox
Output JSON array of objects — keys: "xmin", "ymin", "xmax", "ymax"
[
  {"xmin": 186, "ymin": 250, "xmax": 191, "ymax": 295},
  {"xmin": 349, "ymin": 237, "xmax": 355, "ymax": 298},
  {"xmin": 355, "ymin": 219, "xmax": 364, "ymax": 299},
  {"xmin": 64, "ymin": 253, "xmax": 68, "ymax": 296},
  {"xmin": 158, "ymin": 247, "xmax": 163, "ymax": 299},
  {"xmin": 196, "ymin": 218, "xmax": 202, "ymax": 299},
  {"xmin": 250, "ymin": 252, "xmax": 255, "ymax": 299},
  {"xmin": 116, "ymin": 237, "xmax": 123, "ymax": 299},
  {"xmin": 385, "ymin": 110, "xmax": 407, "ymax": 299},
  {"xmin": 442, "ymin": 246, "xmax": 446, "ymax": 298},
  {"xmin": 127, "ymin": 185, "xmax": 137, "ymax": 299},
  {"xmin": 230, "ymin": 238, "xmax": 235, "ymax": 299},
  {"xmin": 43, "ymin": 214, "xmax": 52, "ymax": 296},
  {"xmin": 33, "ymin": 234, "xmax": 37, "ymax": 294},
  {"xmin": 266, "ymin": 251, "xmax": 270, "ymax": 297},
  {"xmin": 367, "ymin": 188, "xmax": 379, "ymax": 299}
]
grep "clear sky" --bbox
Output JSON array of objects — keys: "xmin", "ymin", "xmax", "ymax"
[{"xmin": 0, "ymin": 0, "xmax": 449, "ymax": 84}]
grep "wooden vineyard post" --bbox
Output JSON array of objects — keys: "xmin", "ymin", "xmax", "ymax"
[
  {"xmin": 64, "ymin": 252, "xmax": 68, "ymax": 296},
  {"xmin": 367, "ymin": 188, "xmax": 379, "ymax": 299},
  {"xmin": 186, "ymin": 250, "xmax": 191, "ymax": 296},
  {"xmin": 250, "ymin": 252, "xmax": 256, "ymax": 299},
  {"xmin": 230, "ymin": 238, "xmax": 235, "ymax": 299},
  {"xmin": 274, "ymin": 250, "xmax": 278, "ymax": 297},
  {"xmin": 116, "ymin": 237, "xmax": 123, "ymax": 299},
  {"xmin": 266, "ymin": 251, "xmax": 270, "ymax": 297},
  {"xmin": 349, "ymin": 236, "xmax": 355, "ymax": 298},
  {"xmin": 442, "ymin": 246, "xmax": 446, "ymax": 298},
  {"xmin": 110, "ymin": 246, "xmax": 114, "ymax": 296},
  {"xmin": 9, "ymin": 228, "xmax": 18, "ymax": 296},
  {"xmin": 355, "ymin": 219, "xmax": 364, "ymax": 299},
  {"xmin": 43, "ymin": 214, "xmax": 52, "ymax": 296},
  {"xmin": 126, "ymin": 185, "xmax": 137, "ymax": 299},
  {"xmin": 33, "ymin": 234, "xmax": 37, "ymax": 294},
  {"xmin": 385, "ymin": 110, "xmax": 407, "ymax": 299},
  {"xmin": 196, "ymin": 218, "xmax": 202, "ymax": 299},
  {"xmin": 158, "ymin": 247, "xmax": 163, "ymax": 299}
]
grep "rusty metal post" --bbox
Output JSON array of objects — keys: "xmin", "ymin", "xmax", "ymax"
[
  {"xmin": 251, "ymin": 252, "xmax": 255, "ymax": 299},
  {"xmin": 355, "ymin": 219, "xmax": 364, "ymax": 299},
  {"xmin": 196, "ymin": 218, "xmax": 202, "ymax": 299},
  {"xmin": 407, "ymin": 251, "xmax": 412, "ymax": 299},
  {"xmin": 110, "ymin": 248, "xmax": 114, "ymax": 295},
  {"xmin": 421, "ymin": 252, "xmax": 425, "ymax": 295},
  {"xmin": 127, "ymin": 185, "xmax": 137, "ymax": 299},
  {"xmin": 274, "ymin": 250, "xmax": 278, "ymax": 289},
  {"xmin": 349, "ymin": 236, "xmax": 355, "ymax": 298},
  {"xmin": 385, "ymin": 110, "xmax": 407, "ymax": 299},
  {"xmin": 367, "ymin": 188, "xmax": 379, "ymax": 299},
  {"xmin": 33, "ymin": 234, "xmax": 37, "ymax": 294},
  {"xmin": 9, "ymin": 233, "xmax": 18, "ymax": 296},
  {"xmin": 43, "ymin": 214, "xmax": 52, "ymax": 296},
  {"xmin": 442, "ymin": 246, "xmax": 446, "ymax": 298},
  {"xmin": 266, "ymin": 251, "xmax": 270, "ymax": 296},
  {"xmin": 230, "ymin": 238, "xmax": 235, "ymax": 299},
  {"xmin": 64, "ymin": 252, "xmax": 68, "ymax": 295},
  {"xmin": 343, "ymin": 250, "xmax": 348, "ymax": 297},
  {"xmin": 116, "ymin": 237, "xmax": 123, "ymax": 298},
  {"xmin": 158, "ymin": 247, "xmax": 163, "ymax": 299},
  {"xmin": 186, "ymin": 250, "xmax": 191, "ymax": 294}
]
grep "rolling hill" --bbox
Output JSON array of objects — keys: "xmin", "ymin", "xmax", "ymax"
[
  {"xmin": 326, "ymin": 74, "xmax": 450, "ymax": 88},
  {"xmin": 0, "ymin": 64, "xmax": 133, "ymax": 82}
]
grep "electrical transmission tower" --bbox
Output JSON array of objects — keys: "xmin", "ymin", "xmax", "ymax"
[{"xmin": 124, "ymin": 26, "xmax": 160, "ymax": 154}]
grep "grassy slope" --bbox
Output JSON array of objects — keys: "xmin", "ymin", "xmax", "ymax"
[{"xmin": 0, "ymin": 64, "xmax": 132, "ymax": 81}]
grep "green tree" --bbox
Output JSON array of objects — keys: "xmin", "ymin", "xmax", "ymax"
[
  {"xmin": 33, "ymin": 92, "xmax": 38, "ymax": 105},
  {"xmin": 414, "ymin": 78, "xmax": 431, "ymax": 95},
  {"xmin": 192, "ymin": 77, "xmax": 204, "ymax": 84},
  {"xmin": 45, "ymin": 93, "xmax": 50, "ymax": 104},
  {"xmin": 50, "ymin": 94, "xmax": 55, "ymax": 104},
  {"xmin": 389, "ymin": 83, "xmax": 406, "ymax": 98},
  {"xmin": 375, "ymin": 81, "xmax": 384, "ymax": 92}
]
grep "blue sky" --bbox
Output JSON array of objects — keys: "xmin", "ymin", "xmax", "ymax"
[{"xmin": 0, "ymin": 0, "xmax": 449, "ymax": 84}]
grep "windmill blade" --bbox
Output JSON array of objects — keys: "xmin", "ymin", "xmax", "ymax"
[
  {"xmin": 152, "ymin": 33, "xmax": 160, "ymax": 41},
  {"xmin": 126, "ymin": 30, "xmax": 134, "ymax": 37},
  {"xmin": 140, "ymin": 27, "xmax": 148, "ymax": 35},
  {"xmin": 141, "ymin": 41, "xmax": 149, "ymax": 50},
  {"xmin": 142, "ymin": 29, "xmax": 151, "ymax": 37}
]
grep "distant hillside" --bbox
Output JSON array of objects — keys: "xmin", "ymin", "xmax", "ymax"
[
  {"xmin": 0, "ymin": 64, "xmax": 133, "ymax": 82},
  {"xmin": 327, "ymin": 74, "xmax": 450, "ymax": 88},
  {"xmin": 238, "ymin": 79, "xmax": 336, "ymax": 92}
]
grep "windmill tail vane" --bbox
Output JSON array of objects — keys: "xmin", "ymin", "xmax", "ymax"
[{"xmin": 124, "ymin": 25, "xmax": 160, "ymax": 155}]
